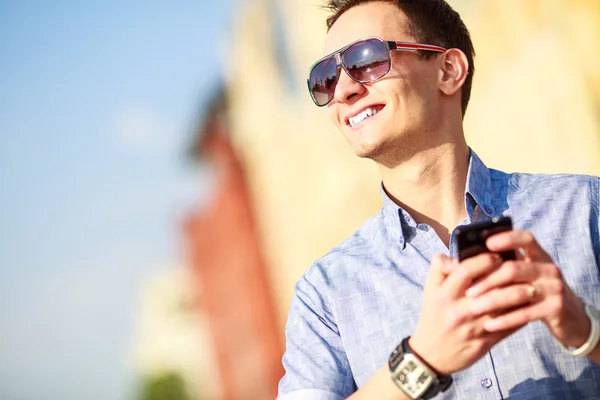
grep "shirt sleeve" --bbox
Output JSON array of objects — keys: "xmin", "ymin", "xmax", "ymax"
[{"xmin": 277, "ymin": 271, "xmax": 356, "ymax": 399}]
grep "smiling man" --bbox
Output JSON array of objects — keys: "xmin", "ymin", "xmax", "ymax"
[{"xmin": 277, "ymin": 1, "xmax": 600, "ymax": 399}]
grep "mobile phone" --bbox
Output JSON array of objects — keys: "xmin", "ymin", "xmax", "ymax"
[{"xmin": 454, "ymin": 216, "xmax": 516, "ymax": 262}]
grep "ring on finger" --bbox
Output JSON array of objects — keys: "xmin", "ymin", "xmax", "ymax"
[{"xmin": 527, "ymin": 284, "xmax": 537, "ymax": 300}]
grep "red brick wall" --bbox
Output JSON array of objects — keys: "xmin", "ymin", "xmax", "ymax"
[{"xmin": 184, "ymin": 130, "xmax": 284, "ymax": 400}]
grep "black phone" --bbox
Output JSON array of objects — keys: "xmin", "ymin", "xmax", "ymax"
[{"xmin": 454, "ymin": 216, "xmax": 516, "ymax": 262}]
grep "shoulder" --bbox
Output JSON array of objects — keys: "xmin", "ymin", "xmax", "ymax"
[
  {"xmin": 490, "ymin": 169, "xmax": 599, "ymax": 196},
  {"xmin": 488, "ymin": 170, "xmax": 600, "ymax": 229}
]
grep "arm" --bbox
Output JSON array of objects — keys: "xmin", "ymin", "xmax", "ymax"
[
  {"xmin": 280, "ymin": 254, "xmax": 524, "ymax": 399},
  {"xmin": 353, "ymin": 254, "xmax": 522, "ymax": 399},
  {"xmin": 347, "ymin": 364, "xmax": 410, "ymax": 400},
  {"xmin": 278, "ymin": 273, "xmax": 355, "ymax": 400}
]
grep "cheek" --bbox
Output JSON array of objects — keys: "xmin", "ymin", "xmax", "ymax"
[
  {"xmin": 327, "ymin": 105, "xmax": 343, "ymax": 127},
  {"xmin": 387, "ymin": 62, "xmax": 435, "ymax": 102},
  {"xmin": 413, "ymin": 69, "xmax": 440, "ymax": 101},
  {"xmin": 393, "ymin": 80, "xmax": 433, "ymax": 118}
]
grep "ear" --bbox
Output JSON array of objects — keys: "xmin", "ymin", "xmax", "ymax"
[{"xmin": 438, "ymin": 48, "xmax": 469, "ymax": 96}]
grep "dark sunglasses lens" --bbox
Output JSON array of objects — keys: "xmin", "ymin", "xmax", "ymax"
[
  {"xmin": 308, "ymin": 57, "xmax": 338, "ymax": 106},
  {"xmin": 342, "ymin": 38, "xmax": 390, "ymax": 82}
]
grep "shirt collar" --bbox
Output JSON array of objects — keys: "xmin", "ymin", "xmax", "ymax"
[
  {"xmin": 464, "ymin": 149, "xmax": 495, "ymax": 221},
  {"xmin": 380, "ymin": 149, "xmax": 495, "ymax": 249}
]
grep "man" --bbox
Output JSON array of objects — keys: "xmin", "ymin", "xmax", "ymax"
[{"xmin": 277, "ymin": 1, "xmax": 600, "ymax": 399}]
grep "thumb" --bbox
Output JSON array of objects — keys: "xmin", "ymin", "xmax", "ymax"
[
  {"xmin": 439, "ymin": 255, "xmax": 459, "ymax": 276},
  {"xmin": 427, "ymin": 254, "xmax": 454, "ymax": 288}
]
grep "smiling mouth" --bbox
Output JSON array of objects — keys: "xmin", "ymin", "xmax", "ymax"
[{"xmin": 347, "ymin": 105, "xmax": 385, "ymax": 128}]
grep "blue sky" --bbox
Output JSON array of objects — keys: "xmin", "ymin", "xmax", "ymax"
[{"xmin": 0, "ymin": 2, "xmax": 235, "ymax": 399}]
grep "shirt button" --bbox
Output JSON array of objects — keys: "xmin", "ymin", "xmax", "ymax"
[{"xmin": 480, "ymin": 378, "xmax": 493, "ymax": 389}]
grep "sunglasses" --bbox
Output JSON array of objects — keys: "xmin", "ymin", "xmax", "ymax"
[{"xmin": 307, "ymin": 36, "xmax": 447, "ymax": 107}]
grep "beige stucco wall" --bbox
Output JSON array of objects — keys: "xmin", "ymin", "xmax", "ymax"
[
  {"xmin": 456, "ymin": 0, "xmax": 600, "ymax": 174},
  {"xmin": 223, "ymin": 0, "xmax": 600, "ymax": 332},
  {"xmin": 132, "ymin": 267, "xmax": 223, "ymax": 399}
]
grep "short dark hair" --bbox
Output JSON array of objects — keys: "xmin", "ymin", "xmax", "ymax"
[{"xmin": 324, "ymin": 0, "xmax": 475, "ymax": 117}]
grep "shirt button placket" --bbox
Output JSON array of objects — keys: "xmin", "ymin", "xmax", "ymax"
[{"xmin": 480, "ymin": 377, "xmax": 493, "ymax": 389}]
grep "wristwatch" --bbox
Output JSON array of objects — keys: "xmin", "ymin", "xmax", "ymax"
[
  {"xmin": 559, "ymin": 302, "xmax": 600, "ymax": 357},
  {"xmin": 389, "ymin": 337, "xmax": 453, "ymax": 399}
]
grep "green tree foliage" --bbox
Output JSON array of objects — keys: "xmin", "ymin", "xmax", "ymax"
[{"xmin": 138, "ymin": 372, "xmax": 194, "ymax": 400}]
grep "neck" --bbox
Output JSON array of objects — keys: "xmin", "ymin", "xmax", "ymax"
[{"xmin": 379, "ymin": 141, "xmax": 470, "ymax": 247}]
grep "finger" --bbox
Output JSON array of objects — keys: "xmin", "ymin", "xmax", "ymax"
[
  {"xmin": 439, "ymin": 257, "xmax": 459, "ymax": 275},
  {"xmin": 465, "ymin": 260, "xmax": 543, "ymax": 297},
  {"xmin": 482, "ymin": 301, "xmax": 552, "ymax": 332},
  {"xmin": 442, "ymin": 252, "xmax": 503, "ymax": 299},
  {"xmin": 427, "ymin": 254, "xmax": 453, "ymax": 288},
  {"xmin": 483, "ymin": 324, "xmax": 524, "ymax": 343},
  {"xmin": 468, "ymin": 284, "xmax": 537, "ymax": 317},
  {"xmin": 486, "ymin": 230, "xmax": 551, "ymax": 262}
]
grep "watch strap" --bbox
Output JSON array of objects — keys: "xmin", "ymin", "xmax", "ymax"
[
  {"xmin": 559, "ymin": 302, "xmax": 600, "ymax": 357},
  {"xmin": 389, "ymin": 337, "xmax": 453, "ymax": 399},
  {"xmin": 403, "ymin": 337, "xmax": 453, "ymax": 398}
]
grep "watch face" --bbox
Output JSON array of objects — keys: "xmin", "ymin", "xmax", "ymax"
[{"xmin": 392, "ymin": 356, "xmax": 434, "ymax": 399}]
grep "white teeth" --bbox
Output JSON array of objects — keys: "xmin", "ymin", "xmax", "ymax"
[{"xmin": 349, "ymin": 107, "xmax": 380, "ymax": 127}]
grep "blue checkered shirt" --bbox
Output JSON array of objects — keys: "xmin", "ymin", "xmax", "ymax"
[{"xmin": 277, "ymin": 151, "xmax": 600, "ymax": 399}]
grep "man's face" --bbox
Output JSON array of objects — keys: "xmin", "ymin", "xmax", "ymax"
[{"xmin": 324, "ymin": 2, "xmax": 443, "ymax": 163}]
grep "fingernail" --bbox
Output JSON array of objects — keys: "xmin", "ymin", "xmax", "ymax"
[{"xmin": 466, "ymin": 287, "xmax": 477, "ymax": 297}]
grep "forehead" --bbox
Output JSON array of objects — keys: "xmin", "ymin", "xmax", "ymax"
[{"xmin": 323, "ymin": 2, "xmax": 412, "ymax": 55}]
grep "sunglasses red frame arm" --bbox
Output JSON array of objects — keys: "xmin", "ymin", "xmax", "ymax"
[{"xmin": 388, "ymin": 41, "xmax": 447, "ymax": 53}]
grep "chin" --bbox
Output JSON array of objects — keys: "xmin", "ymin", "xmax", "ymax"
[
  {"xmin": 347, "ymin": 126, "xmax": 391, "ymax": 159},
  {"xmin": 351, "ymin": 131, "xmax": 409, "ymax": 166},
  {"xmin": 351, "ymin": 140, "xmax": 385, "ymax": 160}
]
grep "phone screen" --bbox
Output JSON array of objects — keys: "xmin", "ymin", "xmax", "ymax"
[{"xmin": 454, "ymin": 216, "xmax": 516, "ymax": 262}]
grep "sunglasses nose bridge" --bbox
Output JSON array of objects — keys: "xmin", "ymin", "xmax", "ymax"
[{"xmin": 333, "ymin": 52, "xmax": 342, "ymax": 66}]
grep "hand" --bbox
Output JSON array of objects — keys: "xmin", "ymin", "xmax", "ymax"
[
  {"xmin": 409, "ymin": 253, "xmax": 523, "ymax": 376},
  {"xmin": 464, "ymin": 230, "xmax": 591, "ymax": 348}
]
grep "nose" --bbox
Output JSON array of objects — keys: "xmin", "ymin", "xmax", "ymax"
[{"xmin": 333, "ymin": 68, "xmax": 366, "ymax": 104}]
